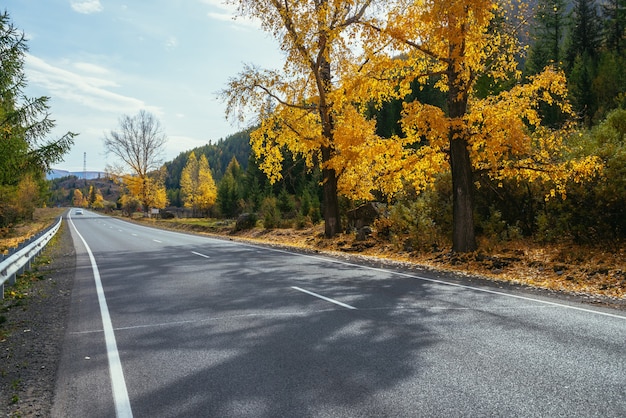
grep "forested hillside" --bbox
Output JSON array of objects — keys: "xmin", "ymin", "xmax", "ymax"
[
  {"xmin": 163, "ymin": 130, "xmax": 251, "ymax": 206},
  {"xmin": 48, "ymin": 176, "xmax": 121, "ymax": 209},
  {"xmin": 165, "ymin": 130, "xmax": 252, "ymax": 187}
]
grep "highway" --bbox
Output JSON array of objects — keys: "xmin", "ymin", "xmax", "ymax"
[{"xmin": 53, "ymin": 210, "xmax": 626, "ymax": 417}]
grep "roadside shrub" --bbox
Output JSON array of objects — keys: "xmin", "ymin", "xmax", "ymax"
[
  {"xmin": 0, "ymin": 184, "xmax": 29, "ymax": 228},
  {"xmin": 261, "ymin": 196, "xmax": 281, "ymax": 229},
  {"xmin": 532, "ymin": 109, "xmax": 626, "ymax": 243},
  {"xmin": 480, "ymin": 206, "xmax": 523, "ymax": 241},
  {"xmin": 119, "ymin": 194, "xmax": 141, "ymax": 217},
  {"xmin": 373, "ymin": 216, "xmax": 393, "ymax": 239},
  {"xmin": 294, "ymin": 214, "xmax": 312, "ymax": 230},
  {"xmin": 300, "ymin": 188, "xmax": 312, "ymax": 218},
  {"xmin": 377, "ymin": 186, "xmax": 449, "ymax": 252},
  {"xmin": 277, "ymin": 188, "xmax": 296, "ymax": 218},
  {"xmin": 310, "ymin": 204, "xmax": 322, "ymax": 224},
  {"xmin": 300, "ymin": 186, "xmax": 322, "ymax": 224},
  {"xmin": 401, "ymin": 200, "xmax": 442, "ymax": 251},
  {"xmin": 0, "ymin": 202, "xmax": 19, "ymax": 230}
]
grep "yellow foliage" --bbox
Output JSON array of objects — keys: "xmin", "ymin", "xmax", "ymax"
[
  {"xmin": 181, "ymin": 152, "xmax": 217, "ymax": 212},
  {"xmin": 249, "ymin": 108, "xmax": 323, "ymax": 184},
  {"xmin": 16, "ymin": 174, "xmax": 40, "ymax": 218},
  {"xmin": 359, "ymin": 1, "xmax": 601, "ymax": 201},
  {"xmin": 149, "ymin": 181, "xmax": 168, "ymax": 209},
  {"xmin": 224, "ymin": 0, "xmax": 383, "ymax": 215},
  {"xmin": 121, "ymin": 169, "xmax": 168, "ymax": 211},
  {"xmin": 72, "ymin": 189, "xmax": 87, "ymax": 208},
  {"xmin": 180, "ymin": 152, "xmax": 197, "ymax": 209},
  {"xmin": 119, "ymin": 193, "xmax": 141, "ymax": 213},
  {"xmin": 226, "ymin": 0, "xmax": 601, "ymax": 207},
  {"xmin": 390, "ymin": 65, "xmax": 603, "ymax": 198},
  {"xmin": 92, "ymin": 189, "xmax": 105, "ymax": 209}
]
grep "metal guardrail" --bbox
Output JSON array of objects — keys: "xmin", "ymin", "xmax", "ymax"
[{"xmin": 0, "ymin": 217, "xmax": 62, "ymax": 298}]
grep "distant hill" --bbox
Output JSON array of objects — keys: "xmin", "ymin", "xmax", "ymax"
[
  {"xmin": 47, "ymin": 175, "xmax": 121, "ymax": 208},
  {"xmin": 47, "ymin": 169, "xmax": 107, "ymax": 180}
]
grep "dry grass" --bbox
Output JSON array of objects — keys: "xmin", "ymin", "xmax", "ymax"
[
  {"xmin": 0, "ymin": 208, "xmax": 66, "ymax": 254},
  {"xmin": 421, "ymin": 240, "xmax": 626, "ymax": 299}
]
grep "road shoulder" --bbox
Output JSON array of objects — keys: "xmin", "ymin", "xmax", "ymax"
[{"xmin": 0, "ymin": 221, "xmax": 76, "ymax": 417}]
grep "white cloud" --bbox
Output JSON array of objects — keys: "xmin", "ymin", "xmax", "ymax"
[
  {"xmin": 73, "ymin": 62, "xmax": 110, "ymax": 76},
  {"xmin": 201, "ymin": 0, "xmax": 261, "ymax": 30},
  {"xmin": 24, "ymin": 54, "xmax": 160, "ymax": 115},
  {"xmin": 165, "ymin": 36, "xmax": 179, "ymax": 50},
  {"xmin": 199, "ymin": 0, "xmax": 231, "ymax": 9},
  {"xmin": 207, "ymin": 11, "xmax": 234, "ymax": 22},
  {"xmin": 70, "ymin": 0, "xmax": 104, "ymax": 14},
  {"xmin": 207, "ymin": 12, "xmax": 263, "ymax": 31},
  {"xmin": 164, "ymin": 135, "xmax": 207, "ymax": 159}
]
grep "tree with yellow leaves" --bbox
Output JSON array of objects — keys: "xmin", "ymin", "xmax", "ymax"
[
  {"xmin": 357, "ymin": 0, "xmax": 602, "ymax": 252},
  {"xmin": 180, "ymin": 152, "xmax": 217, "ymax": 215},
  {"xmin": 15, "ymin": 174, "xmax": 40, "ymax": 220},
  {"xmin": 72, "ymin": 189, "xmax": 87, "ymax": 208},
  {"xmin": 223, "ymin": 0, "xmax": 601, "ymax": 250},
  {"xmin": 119, "ymin": 193, "xmax": 141, "ymax": 217},
  {"xmin": 122, "ymin": 166, "xmax": 168, "ymax": 213},
  {"xmin": 223, "ymin": 0, "xmax": 378, "ymax": 238},
  {"xmin": 88, "ymin": 185, "xmax": 105, "ymax": 209}
]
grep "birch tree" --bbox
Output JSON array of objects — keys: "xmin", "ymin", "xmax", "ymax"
[
  {"xmin": 223, "ymin": 0, "xmax": 378, "ymax": 238},
  {"xmin": 359, "ymin": 0, "xmax": 602, "ymax": 252}
]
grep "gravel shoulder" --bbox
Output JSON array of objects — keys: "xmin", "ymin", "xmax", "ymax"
[{"xmin": 0, "ymin": 222, "xmax": 75, "ymax": 417}]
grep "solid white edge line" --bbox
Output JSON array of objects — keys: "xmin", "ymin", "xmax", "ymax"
[
  {"xmin": 68, "ymin": 213, "xmax": 133, "ymax": 418},
  {"xmin": 291, "ymin": 286, "xmax": 357, "ymax": 310}
]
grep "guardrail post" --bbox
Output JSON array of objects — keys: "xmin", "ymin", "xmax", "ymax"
[{"xmin": 1, "ymin": 269, "xmax": 16, "ymax": 296}]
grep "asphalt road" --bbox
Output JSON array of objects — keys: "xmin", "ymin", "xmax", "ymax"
[{"xmin": 53, "ymin": 210, "xmax": 626, "ymax": 417}]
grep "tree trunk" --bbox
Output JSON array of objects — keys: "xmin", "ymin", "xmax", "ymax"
[
  {"xmin": 317, "ymin": 25, "xmax": 341, "ymax": 238},
  {"xmin": 449, "ymin": 136, "xmax": 477, "ymax": 252},
  {"xmin": 448, "ymin": 64, "xmax": 477, "ymax": 253},
  {"xmin": 321, "ymin": 146, "xmax": 341, "ymax": 238}
]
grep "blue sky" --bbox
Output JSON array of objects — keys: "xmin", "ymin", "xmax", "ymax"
[{"xmin": 5, "ymin": 0, "xmax": 283, "ymax": 172}]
